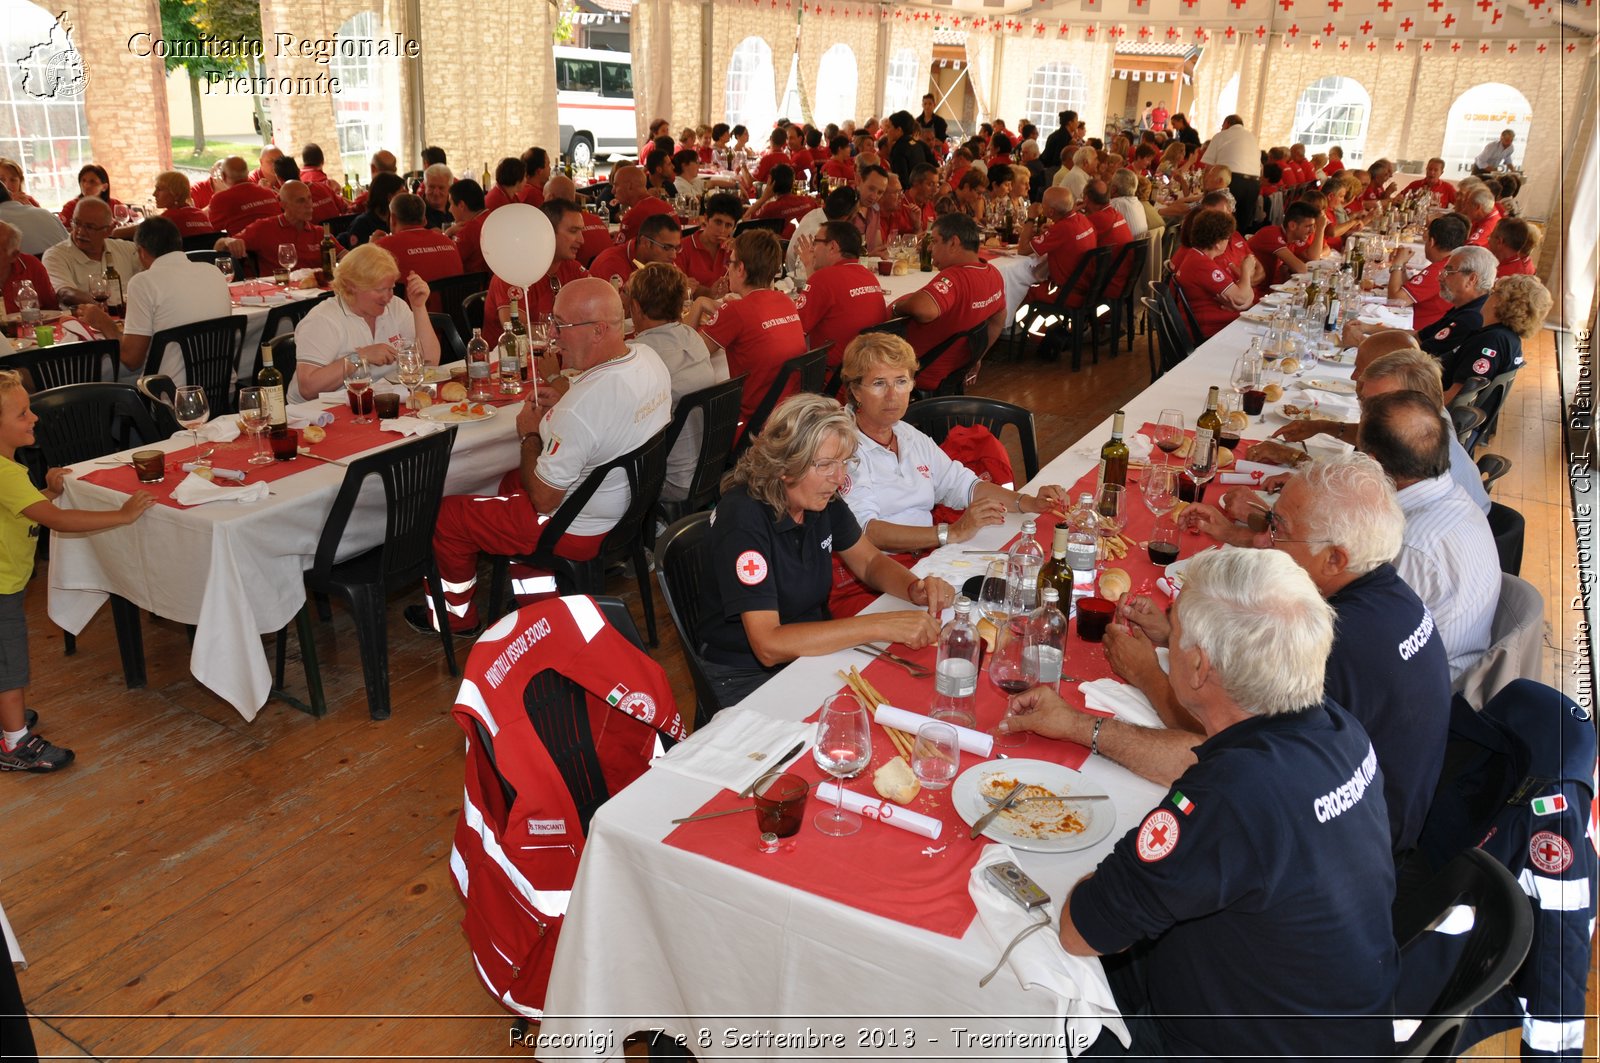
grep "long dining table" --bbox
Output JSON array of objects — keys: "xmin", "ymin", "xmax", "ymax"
[{"xmin": 532, "ymin": 286, "xmax": 1405, "ymax": 1060}]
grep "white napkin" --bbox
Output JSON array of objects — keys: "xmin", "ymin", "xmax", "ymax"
[
  {"xmin": 1356, "ymin": 303, "xmax": 1413, "ymax": 330},
  {"xmin": 1292, "ymin": 388, "xmax": 1359, "ymax": 419},
  {"xmin": 170, "ymin": 472, "xmax": 269, "ymax": 507},
  {"xmin": 286, "ymin": 402, "xmax": 334, "ymax": 429},
  {"xmin": 1303, "ymin": 432, "xmax": 1356, "ymax": 459},
  {"xmin": 380, "ymin": 417, "xmax": 446, "ymax": 436},
  {"xmin": 1125, "ymin": 432, "xmax": 1153, "ymax": 463},
  {"xmin": 875, "ymin": 704, "xmax": 995, "ymax": 758},
  {"xmin": 654, "ymin": 707, "xmax": 814, "ymax": 793},
  {"xmin": 197, "ymin": 416, "xmax": 240, "ymax": 443},
  {"xmin": 1079, "ymin": 679, "xmax": 1164, "ymax": 730},
  {"xmin": 970, "ymin": 845, "xmax": 1129, "ymax": 1053},
  {"xmin": 814, "ymin": 782, "xmax": 942, "ymax": 838},
  {"xmin": 59, "ymin": 317, "xmax": 96, "ymax": 343}
]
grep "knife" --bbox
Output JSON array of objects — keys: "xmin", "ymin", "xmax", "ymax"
[
  {"xmin": 737, "ymin": 739, "xmax": 807, "ymax": 799},
  {"xmin": 297, "ymin": 448, "xmax": 348, "ymax": 466},
  {"xmin": 969, "ymin": 781, "xmax": 1026, "ymax": 840}
]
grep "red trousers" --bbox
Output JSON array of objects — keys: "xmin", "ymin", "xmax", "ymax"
[{"xmin": 427, "ymin": 471, "xmax": 604, "ymax": 632}]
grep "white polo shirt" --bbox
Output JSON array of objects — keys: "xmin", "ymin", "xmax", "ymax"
[
  {"xmin": 40, "ymin": 238, "xmax": 143, "ymax": 299},
  {"xmin": 1393, "ymin": 472, "xmax": 1500, "ymax": 680},
  {"xmin": 842, "ymin": 420, "xmax": 978, "ymax": 528},
  {"xmin": 536, "ymin": 343, "xmax": 672, "ymax": 536},
  {"xmin": 1202, "ymin": 124, "xmax": 1262, "ymax": 177},
  {"xmin": 122, "ymin": 250, "xmax": 232, "ymax": 385},
  {"xmin": 289, "ymin": 295, "xmax": 417, "ymax": 403},
  {"xmin": 632, "ymin": 322, "xmax": 728, "ymax": 502}
]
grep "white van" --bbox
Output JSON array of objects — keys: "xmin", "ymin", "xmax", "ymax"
[{"xmin": 555, "ymin": 46, "xmax": 637, "ymax": 167}]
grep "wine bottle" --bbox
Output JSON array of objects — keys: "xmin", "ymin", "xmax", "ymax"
[
  {"xmin": 257, "ymin": 346, "xmax": 287, "ymax": 430},
  {"xmin": 1099, "ymin": 410, "xmax": 1129, "ymax": 489},
  {"xmin": 103, "ymin": 262, "xmax": 123, "ymax": 315},
  {"xmin": 480, "ymin": 161, "xmax": 492, "ymax": 189},
  {"xmin": 319, "ymin": 224, "xmax": 339, "ymax": 280},
  {"xmin": 502, "ymin": 302, "xmax": 528, "ymax": 395},
  {"xmin": 1196, "ymin": 386, "xmax": 1223, "ymax": 439},
  {"xmin": 1039, "ymin": 527, "xmax": 1073, "ymax": 610}
]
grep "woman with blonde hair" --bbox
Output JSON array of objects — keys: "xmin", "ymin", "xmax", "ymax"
[
  {"xmin": 1440, "ymin": 274, "xmax": 1552, "ymax": 404},
  {"xmin": 289, "ymin": 242, "xmax": 439, "ymax": 402},
  {"xmin": 701, "ymin": 392, "xmax": 955, "ymax": 705}
]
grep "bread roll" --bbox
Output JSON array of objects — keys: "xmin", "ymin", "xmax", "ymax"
[
  {"xmin": 412, "ymin": 390, "xmax": 433, "ymax": 409},
  {"xmin": 873, "ymin": 756, "xmax": 921, "ymax": 804},
  {"xmin": 439, "ymin": 381, "xmax": 468, "ymax": 402},
  {"xmin": 1099, "ymin": 567, "xmax": 1131, "ymax": 602},
  {"xmin": 301, "ymin": 424, "xmax": 326, "ymax": 444},
  {"xmin": 1216, "ymin": 446, "xmax": 1234, "ymax": 468},
  {"xmin": 1263, "ymin": 383, "xmax": 1285, "ymax": 402},
  {"xmin": 976, "ymin": 616, "xmax": 998, "ymax": 652}
]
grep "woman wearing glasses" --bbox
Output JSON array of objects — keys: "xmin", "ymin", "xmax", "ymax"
[
  {"xmin": 701, "ymin": 393, "xmax": 954, "ymax": 707},
  {"xmin": 830, "ymin": 333, "xmax": 1067, "ymax": 615}
]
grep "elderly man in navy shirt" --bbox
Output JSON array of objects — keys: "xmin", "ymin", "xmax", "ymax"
[{"xmin": 1007, "ymin": 549, "xmax": 1397, "ymax": 1059}]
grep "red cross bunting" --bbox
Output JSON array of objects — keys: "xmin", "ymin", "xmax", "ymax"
[
  {"xmin": 1311, "ymin": 37, "xmax": 1322, "ymax": 48},
  {"xmin": 1491, "ymin": 7, "xmax": 1503, "ymax": 23},
  {"xmin": 1061, "ymin": 25, "xmax": 1073, "ymax": 35},
  {"xmin": 1476, "ymin": 0, "xmax": 1492, "ymax": 10},
  {"xmin": 1529, "ymin": 0, "xmax": 1546, "ymax": 8},
  {"xmin": 1287, "ymin": 23, "xmax": 1301, "ymax": 36},
  {"xmin": 1084, "ymin": 24, "xmax": 1096, "ymax": 35},
  {"xmin": 1536, "ymin": 42, "xmax": 1547, "ymax": 53},
  {"xmin": 1451, "ymin": 40, "xmax": 1462, "ymax": 50},
  {"xmin": 1225, "ymin": 24, "xmax": 1237, "ymax": 37},
  {"xmin": 1167, "ymin": 26, "xmax": 1182, "ymax": 39},
  {"xmin": 1138, "ymin": 24, "xmax": 1153, "ymax": 38},
  {"xmin": 1327, "ymin": 0, "xmax": 1342, "ymax": 9},
  {"xmin": 1231, "ymin": 0, "xmax": 1247, "ymax": 8},
  {"xmin": 1184, "ymin": 0, "xmax": 1200, "ymax": 7},
  {"xmin": 1279, "ymin": 0, "xmax": 1294, "ymax": 10},
  {"xmin": 1427, "ymin": 0, "xmax": 1443, "ymax": 10},
  {"xmin": 1507, "ymin": 42, "xmax": 1517, "ymax": 52},
  {"xmin": 1442, "ymin": 12, "xmax": 1457, "ymax": 26},
  {"xmin": 1569, "ymin": 42, "xmax": 1578, "ymax": 52},
  {"xmin": 1395, "ymin": 39, "xmax": 1406, "ymax": 50},
  {"xmin": 1400, "ymin": 16, "xmax": 1414, "ymax": 31},
  {"xmin": 1480, "ymin": 41, "xmax": 1491, "ymax": 52},
  {"xmin": 1339, "ymin": 38, "xmax": 1350, "ymax": 49},
  {"xmin": 1423, "ymin": 40, "xmax": 1434, "ymax": 50},
  {"xmin": 1367, "ymin": 39, "xmax": 1378, "ymax": 49},
  {"xmin": 1359, "ymin": 19, "xmax": 1373, "ymax": 33},
  {"xmin": 1134, "ymin": 0, "xmax": 1146, "ymax": 7},
  {"xmin": 1255, "ymin": 23, "xmax": 1268, "ymax": 37},
  {"xmin": 1323, "ymin": 21, "xmax": 1336, "ymax": 35}
]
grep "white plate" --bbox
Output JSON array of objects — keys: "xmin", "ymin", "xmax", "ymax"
[
  {"xmin": 417, "ymin": 402, "xmax": 497, "ymax": 423},
  {"xmin": 951, "ymin": 759, "xmax": 1115, "ymax": 854},
  {"xmin": 1270, "ymin": 402, "xmax": 1356, "ymax": 425},
  {"xmin": 1257, "ymin": 292, "xmax": 1294, "ymax": 306},
  {"xmin": 1302, "ymin": 377, "xmax": 1358, "ymax": 395}
]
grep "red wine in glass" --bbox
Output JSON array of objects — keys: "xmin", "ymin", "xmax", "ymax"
[
  {"xmin": 1243, "ymin": 389, "xmax": 1267, "ymax": 415},
  {"xmin": 994, "ymin": 678, "xmax": 1031, "ymax": 694},
  {"xmin": 1148, "ymin": 541, "xmax": 1180, "ymax": 565}
]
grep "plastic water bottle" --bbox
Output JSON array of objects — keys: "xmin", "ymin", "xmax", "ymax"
[
  {"xmin": 1022, "ymin": 587, "xmax": 1068, "ymax": 692},
  {"xmin": 1063, "ymin": 493, "xmax": 1100, "ymax": 611},
  {"xmin": 1007, "ymin": 517, "xmax": 1046, "ymax": 614},
  {"xmin": 931, "ymin": 596, "xmax": 981, "ymax": 728},
  {"xmin": 15, "ymin": 281, "xmax": 39, "ymax": 325}
]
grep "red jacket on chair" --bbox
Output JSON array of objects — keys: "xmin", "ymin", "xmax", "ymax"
[{"xmin": 450, "ymin": 595, "xmax": 685, "ymax": 1017}]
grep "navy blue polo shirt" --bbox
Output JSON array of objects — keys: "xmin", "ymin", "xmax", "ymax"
[
  {"xmin": 1070, "ymin": 702, "xmax": 1397, "ymax": 1061},
  {"xmin": 701, "ymin": 485, "xmax": 861, "ymax": 670},
  {"xmin": 1419, "ymin": 294, "xmax": 1486, "ymax": 364},
  {"xmin": 1326, "ymin": 563, "xmax": 1451, "ymax": 852},
  {"xmin": 1440, "ymin": 322, "xmax": 1523, "ymax": 389}
]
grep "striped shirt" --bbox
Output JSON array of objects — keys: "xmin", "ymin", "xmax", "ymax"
[{"xmin": 1393, "ymin": 473, "xmax": 1500, "ymax": 680}]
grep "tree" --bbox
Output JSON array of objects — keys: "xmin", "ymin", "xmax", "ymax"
[
  {"xmin": 157, "ymin": 0, "xmax": 235, "ymax": 156},
  {"xmin": 191, "ymin": 0, "xmax": 272, "ymax": 145}
]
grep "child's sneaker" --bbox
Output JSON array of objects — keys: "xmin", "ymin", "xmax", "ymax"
[{"xmin": 0, "ymin": 733, "xmax": 74, "ymax": 773}]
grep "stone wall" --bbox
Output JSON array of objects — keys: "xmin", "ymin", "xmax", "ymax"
[
  {"xmin": 710, "ymin": 3, "xmax": 796, "ymax": 125},
  {"xmin": 60, "ymin": 0, "xmax": 171, "ymax": 201}
]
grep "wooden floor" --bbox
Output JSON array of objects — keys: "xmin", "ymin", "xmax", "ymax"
[{"xmin": 3, "ymin": 327, "xmax": 1592, "ymax": 1060}]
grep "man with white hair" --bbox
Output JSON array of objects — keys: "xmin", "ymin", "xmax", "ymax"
[
  {"xmin": 1460, "ymin": 183, "xmax": 1503, "ymax": 246},
  {"xmin": 1011, "ymin": 549, "xmax": 1397, "ymax": 1059},
  {"xmin": 1419, "ymin": 244, "xmax": 1496, "ymax": 365},
  {"xmin": 421, "ymin": 163, "xmax": 454, "ymax": 228},
  {"xmin": 1052, "ymin": 145, "xmax": 1097, "ymax": 200},
  {"xmin": 1107, "ymin": 168, "xmax": 1148, "ymax": 238}
]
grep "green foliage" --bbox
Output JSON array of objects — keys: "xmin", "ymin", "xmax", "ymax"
[{"xmin": 157, "ymin": 0, "xmax": 263, "ymax": 75}]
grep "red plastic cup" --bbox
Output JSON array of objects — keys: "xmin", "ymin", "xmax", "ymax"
[{"xmin": 1076, "ymin": 597, "xmax": 1116, "ymax": 642}]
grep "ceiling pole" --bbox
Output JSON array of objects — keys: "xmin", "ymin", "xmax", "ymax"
[
  {"xmin": 876, "ymin": 0, "xmax": 889, "ymax": 116},
  {"xmin": 702, "ymin": 0, "xmax": 714, "ymax": 124},
  {"xmin": 1250, "ymin": 6, "xmax": 1276, "ymax": 134}
]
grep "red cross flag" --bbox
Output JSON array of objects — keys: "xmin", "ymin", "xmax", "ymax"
[{"xmin": 1337, "ymin": 34, "xmax": 1352, "ymax": 51}]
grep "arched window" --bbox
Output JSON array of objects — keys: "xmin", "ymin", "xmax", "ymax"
[
  {"xmin": 1441, "ymin": 83, "xmax": 1532, "ymax": 176},
  {"xmin": 1022, "ymin": 63, "xmax": 1088, "ymax": 141},
  {"xmin": 1290, "ymin": 76, "xmax": 1371, "ymax": 164},
  {"xmin": 331, "ymin": 12, "xmax": 402, "ymax": 178},
  {"xmin": 883, "ymin": 48, "xmax": 921, "ymax": 116},
  {"xmin": 1215, "ymin": 73, "xmax": 1240, "ymax": 130},
  {"xmin": 725, "ymin": 36, "xmax": 776, "ymax": 130},
  {"xmin": 0, "ymin": 1, "xmax": 90, "ymax": 212},
  {"xmin": 813, "ymin": 45, "xmax": 858, "ymax": 125}
]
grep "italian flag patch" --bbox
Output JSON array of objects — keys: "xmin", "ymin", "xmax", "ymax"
[
  {"xmin": 1531, "ymin": 795, "xmax": 1568, "ymax": 816},
  {"xmin": 1172, "ymin": 791, "xmax": 1195, "ymax": 815},
  {"xmin": 605, "ymin": 683, "xmax": 627, "ymax": 706}
]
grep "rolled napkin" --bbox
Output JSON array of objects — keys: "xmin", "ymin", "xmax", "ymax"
[
  {"xmin": 180, "ymin": 463, "xmax": 244, "ymax": 481},
  {"xmin": 197, "ymin": 416, "xmax": 240, "ymax": 443},
  {"xmin": 874, "ymin": 704, "xmax": 995, "ymax": 758},
  {"xmin": 1125, "ymin": 432, "xmax": 1153, "ymax": 463},
  {"xmin": 1217, "ymin": 469, "xmax": 1268, "ymax": 486},
  {"xmin": 380, "ymin": 417, "xmax": 446, "ymax": 436},
  {"xmin": 1079, "ymin": 678, "xmax": 1164, "ymax": 730},
  {"xmin": 969, "ymin": 844, "xmax": 1129, "ymax": 1051},
  {"xmin": 654, "ymin": 707, "xmax": 814, "ymax": 793},
  {"xmin": 1234, "ymin": 458, "xmax": 1293, "ymax": 478},
  {"xmin": 814, "ymin": 782, "xmax": 942, "ymax": 839},
  {"xmin": 285, "ymin": 402, "xmax": 335, "ymax": 428},
  {"xmin": 170, "ymin": 472, "xmax": 269, "ymax": 507}
]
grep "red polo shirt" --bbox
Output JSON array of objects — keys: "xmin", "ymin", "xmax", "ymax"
[
  {"xmin": 620, "ymin": 196, "xmax": 674, "ymax": 244},
  {"xmin": 1402, "ymin": 259, "xmax": 1452, "ymax": 332},
  {"xmin": 576, "ymin": 210, "xmax": 613, "ymax": 268},
  {"xmin": 1402, "ymin": 179, "xmax": 1456, "ymax": 209},
  {"xmin": 1497, "ymin": 255, "xmax": 1535, "ymax": 277},
  {"xmin": 793, "ymin": 261, "xmax": 888, "ymax": 367},
  {"xmin": 308, "ymin": 181, "xmax": 348, "ymax": 223},
  {"xmin": 675, "ymin": 231, "xmax": 730, "ymax": 290},
  {"xmin": 587, "ymin": 240, "xmax": 640, "ymax": 285},
  {"xmin": 700, "ymin": 289, "xmax": 807, "ymax": 429},
  {"xmin": 1086, "ymin": 205, "xmax": 1136, "ymax": 298},
  {"xmin": 1323, "ymin": 159, "xmax": 1345, "ymax": 176},
  {"xmin": 1025, "ymin": 211, "xmax": 1097, "ymax": 304},
  {"xmin": 822, "ymin": 158, "xmax": 858, "ymax": 186},
  {"xmin": 190, "ymin": 178, "xmax": 220, "ymax": 210},
  {"xmin": 161, "ymin": 205, "xmax": 217, "ymax": 237},
  {"xmin": 1467, "ymin": 208, "xmax": 1502, "ymax": 247},
  {"xmin": 235, "ymin": 215, "xmax": 326, "ymax": 274},
  {"xmin": 753, "ymin": 193, "xmax": 819, "ymax": 238},
  {"xmin": 482, "ymin": 258, "xmax": 589, "ymax": 347},
  {"xmin": 1247, "ymin": 225, "xmax": 1312, "ymax": 292},
  {"xmin": 903, "ymin": 261, "xmax": 1004, "ymax": 390},
  {"xmin": 452, "ymin": 212, "xmax": 490, "ymax": 274},
  {"xmin": 208, "ymin": 182, "xmax": 280, "ymax": 234},
  {"xmin": 483, "ymin": 185, "xmax": 518, "ymax": 213},
  {"xmin": 519, "ymin": 183, "xmax": 546, "ymax": 207},
  {"xmin": 1175, "ymin": 251, "xmax": 1241, "ymax": 341},
  {"xmin": 376, "ymin": 228, "xmax": 464, "ymax": 284},
  {"xmin": 2, "ymin": 253, "xmax": 56, "ymax": 313},
  {"xmin": 753, "ymin": 150, "xmax": 792, "ymax": 185}
]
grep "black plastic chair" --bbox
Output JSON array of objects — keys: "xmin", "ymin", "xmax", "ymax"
[
  {"xmin": 736, "ymin": 345, "xmax": 830, "ymax": 457},
  {"xmin": 1390, "ymin": 848, "xmax": 1533, "ymax": 1060},
  {"xmin": 430, "ymin": 313, "xmax": 467, "ymax": 364},
  {"xmin": 461, "ymin": 290, "xmax": 489, "ymax": 339},
  {"xmin": 733, "ymin": 217, "xmax": 787, "ymax": 237},
  {"xmin": 655, "ymin": 511, "xmax": 726, "ymax": 729},
  {"xmin": 826, "ymin": 317, "xmax": 910, "ymax": 394},
  {"xmin": 251, "ymin": 334, "xmax": 298, "ymax": 391},
  {"xmin": 1476, "ymin": 454, "xmax": 1511, "ymax": 492},
  {"xmin": 1144, "ymin": 279, "xmax": 1195, "ymax": 379},
  {"xmin": 656, "ymin": 375, "xmax": 745, "ymax": 528},
  {"xmin": 1108, "ymin": 236, "xmax": 1152, "ymax": 356},
  {"xmin": 182, "ymin": 231, "xmax": 228, "ymax": 253},
  {"xmin": 913, "ymin": 315, "xmax": 997, "ymax": 399},
  {"xmin": 1487, "ymin": 501, "xmax": 1524, "ymax": 577},
  {"xmin": 260, "ymin": 292, "xmax": 331, "ymax": 349},
  {"xmin": 1450, "ymin": 405, "xmax": 1486, "ymax": 448},
  {"xmin": 1013, "ymin": 245, "xmax": 1106, "ymax": 365},
  {"xmin": 1473, "ymin": 367, "xmax": 1519, "ymax": 443},
  {"xmin": 327, "ymin": 212, "xmax": 361, "ymax": 238},
  {"xmin": 275, "ymin": 427, "xmax": 460, "ymax": 720},
  {"xmin": 1080, "ymin": 240, "xmax": 1138, "ymax": 368},
  {"xmin": 485, "ymin": 427, "xmax": 670, "ymax": 647},
  {"xmin": 186, "ymin": 246, "xmax": 243, "ymax": 281},
  {"xmin": 427, "ymin": 271, "xmax": 491, "ymax": 340},
  {"xmin": 5, "ymin": 339, "xmax": 115, "ymax": 391},
  {"xmin": 145, "ymin": 314, "xmax": 247, "ymax": 415},
  {"xmin": 903, "ymin": 396, "xmax": 1041, "ymax": 484},
  {"xmin": 133, "ymin": 375, "xmax": 183, "ymax": 439}
]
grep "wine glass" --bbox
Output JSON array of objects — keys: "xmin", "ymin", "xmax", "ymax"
[
  {"xmin": 88, "ymin": 274, "xmax": 109, "ymax": 311},
  {"xmin": 1096, "ymin": 483, "xmax": 1127, "ymax": 539},
  {"xmin": 911, "ymin": 722, "xmax": 960, "ymax": 790},
  {"xmin": 214, "ymin": 252, "xmax": 233, "ymax": 281},
  {"xmin": 173, "ymin": 385, "xmax": 210, "ymax": 468},
  {"xmin": 396, "ymin": 345, "xmax": 425, "ymax": 410},
  {"xmin": 1231, "ymin": 353, "xmax": 1261, "ymax": 397},
  {"xmin": 1142, "ymin": 464, "xmax": 1179, "ymax": 519},
  {"xmin": 277, "ymin": 243, "xmax": 298, "ymax": 278},
  {"xmin": 813, "ymin": 694, "xmax": 871, "ymax": 837},
  {"xmin": 345, "ymin": 356, "xmax": 374, "ymax": 424},
  {"xmin": 976, "ymin": 558, "xmax": 1011, "ymax": 633},
  {"xmin": 1153, "ymin": 409, "xmax": 1184, "ymax": 464},
  {"xmin": 1185, "ymin": 431, "xmax": 1219, "ymax": 504},
  {"xmin": 236, "ymin": 386, "xmax": 273, "ymax": 466}
]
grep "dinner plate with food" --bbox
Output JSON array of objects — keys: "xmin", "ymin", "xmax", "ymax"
[
  {"xmin": 1272, "ymin": 402, "xmax": 1357, "ymax": 425},
  {"xmin": 951, "ymin": 760, "xmax": 1115, "ymax": 854},
  {"xmin": 418, "ymin": 401, "xmax": 496, "ymax": 423},
  {"xmin": 1300, "ymin": 377, "xmax": 1358, "ymax": 395}
]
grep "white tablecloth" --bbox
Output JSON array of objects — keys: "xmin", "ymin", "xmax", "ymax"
[
  {"xmin": 46, "ymin": 395, "xmax": 518, "ymax": 720},
  {"xmin": 879, "ymin": 251, "xmax": 1040, "ymax": 325}
]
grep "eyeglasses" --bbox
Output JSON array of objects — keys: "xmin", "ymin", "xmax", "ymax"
[
  {"xmin": 1440, "ymin": 267, "xmax": 1470, "ymax": 276},
  {"xmin": 642, "ymin": 234, "xmax": 681, "ymax": 253},
  {"xmin": 71, "ymin": 221, "xmax": 112, "ymax": 233},
  {"xmin": 1266, "ymin": 509, "xmax": 1332, "ymax": 547},
  {"xmin": 856, "ymin": 376, "xmax": 913, "ymax": 395},
  {"xmin": 810, "ymin": 456, "xmax": 856, "ymax": 477},
  {"xmin": 550, "ymin": 317, "xmax": 607, "ymax": 335}
]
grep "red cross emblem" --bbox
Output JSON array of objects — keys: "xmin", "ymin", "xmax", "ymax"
[
  {"xmin": 1287, "ymin": 23, "xmax": 1300, "ymax": 36},
  {"xmin": 1311, "ymin": 37, "xmax": 1321, "ymax": 48},
  {"xmin": 1443, "ymin": 12, "xmax": 1456, "ymax": 27},
  {"xmin": 1507, "ymin": 42, "xmax": 1517, "ymax": 53},
  {"xmin": 1451, "ymin": 40, "xmax": 1462, "ymax": 50},
  {"xmin": 1395, "ymin": 40, "xmax": 1406, "ymax": 50},
  {"xmin": 1569, "ymin": 42, "xmax": 1578, "ymax": 53},
  {"xmin": 1427, "ymin": 0, "xmax": 1443, "ymax": 9},
  {"xmin": 1367, "ymin": 39, "xmax": 1378, "ymax": 49},
  {"xmin": 1480, "ymin": 41, "xmax": 1490, "ymax": 52},
  {"xmin": 1168, "ymin": 26, "xmax": 1182, "ymax": 39},
  {"xmin": 1184, "ymin": 0, "xmax": 1199, "ymax": 7},
  {"xmin": 1400, "ymin": 16, "xmax": 1414, "ymax": 31},
  {"xmin": 1085, "ymin": 25, "xmax": 1096, "ymax": 35},
  {"xmin": 1279, "ymin": 0, "xmax": 1294, "ymax": 10},
  {"xmin": 1137, "ymin": 810, "xmax": 1181, "ymax": 862},
  {"xmin": 1062, "ymin": 25, "xmax": 1073, "ymax": 35},
  {"xmin": 1529, "ymin": 0, "xmax": 1546, "ymax": 7},
  {"xmin": 1358, "ymin": 19, "xmax": 1373, "ymax": 33},
  {"xmin": 1135, "ymin": 0, "xmax": 1146, "ymax": 6},
  {"xmin": 1477, "ymin": 0, "xmax": 1492, "ymax": 10},
  {"xmin": 735, "ymin": 550, "xmax": 769, "ymax": 586},
  {"xmin": 1537, "ymin": 42, "xmax": 1547, "ymax": 53},
  {"xmin": 1339, "ymin": 38, "xmax": 1349, "ymax": 49},
  {"xmin": 1376, "ymin": 0, "xmax": 1393, "ymax": 10},
  {"xmin": 1255, "ymin": 24, "xmax": 1268, "ymax": 38},
  {"xmin": 1530, "ymin": 830, "xmax": 1574, "ymax": 873},
  {"xmin": 1323, "ymin": 22, "xmax": 1336, "ymax": 34},
  {"xmin": 1231, "ymin": 0, "xmax": 1247, "ymax": 7},
  {"xmin": 1491, "ymin": 7, "xmax": 1502, "ymax": 22},
  {"xmin": 1423, "ymin": 40, "xmax": 1434, "ymax": 51},
  {"xmin": 1138, "ymin": 25, "xmax": 1152, "ymax": 38},
  {"xmin": 1225, "ymin": 25, "xmax": 1237, "ymax": 37},
  {"xmin": 1327, "ymin": 0, "xmax": 1342, "ymax": 10}
]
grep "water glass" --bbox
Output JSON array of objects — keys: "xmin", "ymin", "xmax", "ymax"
[
  {"xmin": 236, "ymin": 386, "xmax": 272, "ymax": 466},
  {"xmin": 911, "ymin": 722, "xmax": 960, "ymax": 791}
]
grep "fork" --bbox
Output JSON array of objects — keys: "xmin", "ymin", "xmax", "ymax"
[{"xmin": 852, "ymin": 646, "xmax": 932, "ymax": 679}]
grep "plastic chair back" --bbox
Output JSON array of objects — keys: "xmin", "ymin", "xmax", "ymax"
[
  {"xmin": 904, "ymin": 396, "xmax": 1041, "ymax": 483},
  {"xmin": 531, "ymin": 428, "xmax": 669, "ymax": 569},
  {"xmin": 462, "ymin": 291, "xmax": 489, "ymax": 338},
  {"xmin": 182, "ymin": 231, "xmax": 228, "ymax": 253},
  {"xmin": 1487, "ymin": 501, "xmax": 1524, "ymax": 576},
  {"xmin": 1476, "ymin": 454, "xmax": 1511, "ymax": 492},
  {"xmin": 430, "ymin": 313, "xmax": 468, "ymax": 364},
  {"xmin": 659, "ymin": 375, "xmax": 745, "ymax": 520},
  {"xmin": 428, "ymin": 270, "xmax": 491, "ymax": 340},
  {"xmin": 6, "ymin": 339, "xmax": 115, "ymax": 390},
  {"xmin": 260, "ymin": 292, "xmax": 331, "ymax": 347},
  {"xmin": 133, "ymin": 375, "xmax": 183, "ymax": 439},
  {"xmin": 1452, "ymin": 573, "xmax": 1543, "ymax": 710},
  {"xmin": 29, "ymin": 383, "xmax": 163, "ymax": 465},
  {"xmin": 738, "ymin": 345, "xmax": 829, "ymax": 454},
  {"xmin": 1473, "ymin": 367, "xmax": 1519, "ymax": 442},
  {"xmin": 146, "ymin": 314, "xmax": 247, "ymax": 414},
  {"xmin": 733, "ymin": 217, "xmax": 787, "ymax": 237},
  {"xmin": 1451, "ymin": 405, "xmax": 1487, "ymax": 448},
  {"xmin": 655, "ymin": 511, "xmax": 726, "ymax": 729}
]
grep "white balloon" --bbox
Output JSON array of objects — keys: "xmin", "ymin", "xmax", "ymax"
[{"xmin": 479, "ymin": 203, "xmax": 555, "ymax": 289}]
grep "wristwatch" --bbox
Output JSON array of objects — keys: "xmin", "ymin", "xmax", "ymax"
[{"xmin": 936, "ymin": 522, "xmax": 949, "ymax": 547}]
